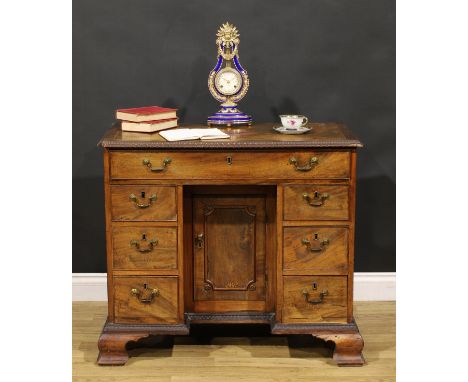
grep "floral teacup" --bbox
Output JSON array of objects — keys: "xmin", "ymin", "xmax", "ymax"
[{"xmin": 279, "ymin": 115, "xmax": 308, "ymax": 129}]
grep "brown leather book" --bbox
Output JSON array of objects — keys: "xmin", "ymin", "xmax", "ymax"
[{"xmin": 121, "ymin": 118, "xmax": 178, "ymax": 133}]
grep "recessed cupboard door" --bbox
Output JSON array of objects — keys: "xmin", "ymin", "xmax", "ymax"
[{"xmin": 192, "ymin": 194, "xmax": 269, "ymax": 312}]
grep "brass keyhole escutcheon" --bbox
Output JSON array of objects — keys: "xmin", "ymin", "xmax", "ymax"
[
  {"xmin": 226, "ymin": 156, "xmax": 233, "ymax": 165},
  {"xmin": 195, "ymin": 233, "xmax": 204, "ymax": 248}
]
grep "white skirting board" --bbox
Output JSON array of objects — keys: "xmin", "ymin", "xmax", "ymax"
[{"xmin": 72, "ymin": 272, "xmax": 395, "ymax": 302}]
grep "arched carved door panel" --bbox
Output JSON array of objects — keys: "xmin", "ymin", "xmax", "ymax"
[{"xmin": 193, "ymin": 195, "xmax": 267, "ymax": 311}]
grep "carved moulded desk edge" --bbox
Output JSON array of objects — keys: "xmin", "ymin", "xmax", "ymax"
[{"xmin": 98, "ymin": 123, "xmax": 363, "ymax": 149}]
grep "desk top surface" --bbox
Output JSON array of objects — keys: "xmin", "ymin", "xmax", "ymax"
[{"xmin": 99, "ymin": 122, "xmax": 363, "ymax": 149}]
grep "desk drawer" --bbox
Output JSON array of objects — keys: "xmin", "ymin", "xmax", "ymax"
[
  {"xmin": 282, "ymin": 276, "xmax": 347, "ymax": 323},
  {"xmin": 283, "ymin": 227, "xmax": 348, "ymax": 274},
  {"xmin": 111, "ymin": 185, "xmax": 177, "ymax": 221},
  {"xmin": 112, "ymin": 226, "xmax": 177, "ymax": 270},
  {"xmin": 114, "ymin": 276, "xmax": 179, "ymax": 324},
  {"xmin": 284, "ymin": 185, "xmax": 349, "ymax": 221},
  {"xmin": 110, "ymin": 151, "xmax": 350, "ymax": 180}
]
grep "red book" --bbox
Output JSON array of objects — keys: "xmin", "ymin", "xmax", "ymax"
[
  {"xmin": 116, "ymin": 106, "xmax": 177, "ymax": 122},
  {"xmin": 121, "ymin": 118, "xmax": 178, "ymax": 133}
]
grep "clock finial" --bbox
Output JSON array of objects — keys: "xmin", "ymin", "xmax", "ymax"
[
  {"xmin": 216, "ymin": 22, "xmax": 240, "ymax": 45},
  {"xmin": 216, "ymin": 22, "xmax": 240, "ymax": 60}
]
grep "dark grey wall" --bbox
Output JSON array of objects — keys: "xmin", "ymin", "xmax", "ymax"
[{"xmin": 73, "ymin": 0, "xmax": 395, "ymax": 272}]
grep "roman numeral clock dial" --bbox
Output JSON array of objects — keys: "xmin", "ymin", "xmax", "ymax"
[{"xmin": 207, "ymin": 22, "xmax": 252, "ymax": 127}]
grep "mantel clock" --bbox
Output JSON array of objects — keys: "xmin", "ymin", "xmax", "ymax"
[{"xmin": 207, "ymin": 22, "xmax": 252, "ymax": 127}]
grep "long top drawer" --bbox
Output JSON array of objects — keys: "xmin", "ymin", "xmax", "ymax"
[{"xmin": 110, "ymin": 151, "xmax": 350, "ymax": 180}]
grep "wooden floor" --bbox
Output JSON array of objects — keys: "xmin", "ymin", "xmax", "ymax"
[{"xmin": 73, "ymin": 301, "xmax": 395, "ymax": 382}]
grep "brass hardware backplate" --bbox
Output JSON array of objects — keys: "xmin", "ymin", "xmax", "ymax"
[
  {"xmin": 301, "ymin": 234, "xmax": 330, "ymax": 252},
  {"xmin": 302, "ymin": 191, "xmax": 329, "ymax": 207},
  {"xmin": 302, "ymin": 283, "xmax": 328, "ymax": 305},
  {"xmin": 131, "ymin": 284, "xmax": 160, "ymax": 303},
  {"xmin": 129, "ymin": 193, "xmax": 157, "ymax": 209},
  {"xmin": 130, "ymin": 234, "xmax": 158, "ymax": 253}
]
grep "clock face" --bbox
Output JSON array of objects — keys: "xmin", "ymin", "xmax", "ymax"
[{"xmin": 215, "ymin": 68, "xmax": 243, "ymax": 96}]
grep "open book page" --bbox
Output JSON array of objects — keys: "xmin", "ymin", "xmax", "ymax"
[
  {"xmin": 159, "ymin": 129, "xmax": 198, "ymax": 141},
  {"xmin": 190, "ymin": 129, "xmax": 230, "ymax": 140},
  {"xmin": 159, "ymin": 128, "xmax": 230, "ymax": 141}
]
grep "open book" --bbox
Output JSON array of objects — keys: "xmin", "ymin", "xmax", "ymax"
[{"xmin": 159, "ymin": 128, "xmax": 230, "ymax": 142}]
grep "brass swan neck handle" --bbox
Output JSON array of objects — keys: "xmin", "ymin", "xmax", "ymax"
[
  {"xmin": 129, "ymin": 193, "xmax": 157, "ymax": 209},
  {"xmin": 143, "ymin": 158, "xmax": 172, "ymax": 172},
  {"xmin": 289, "ymin": 156, "xmax": 319, "ymax": 172}
]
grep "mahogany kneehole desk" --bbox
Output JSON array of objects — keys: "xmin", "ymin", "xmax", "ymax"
[{"xmin": 97, "ymin": 122, "xmax": 365, "ymax": 366}]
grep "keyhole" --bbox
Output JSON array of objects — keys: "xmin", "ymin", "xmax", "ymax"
[
  {"xmin": 142, "ymin": 233, "xmax": 146, "ymax": 240},
  {"xmin": 143, "ymin": 283, "xmax": 148, "ymax": 289},
  {"xmin": 314, "ymin": 191, "xmax": 319, "ymax": 198},
  {"xmin": 314, "ymin": 233, "xmax": 318, "ymax": 240},
  {"xmin": 141, "ymin": 191, "xmax": 146, "ymax": 198},
  {"xmin": 312, "ymin": 282, "xmax": 318, "ymax": 290},
  {"xmin": 226, "ymin": 156, "xmax": 233, "ymax": 165}
]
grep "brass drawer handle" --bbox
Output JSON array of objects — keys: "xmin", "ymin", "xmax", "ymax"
[
  {"xmin": 129, "ymin": 193, "xmax": 157, "ymax": 209},
  {"xmin": 130, "ymin": 234, "xmax": 158, "ymax": 253},
  {"xmin": 302, "ymin": 285, "xmax": 328, "ymax": 304},
  {"xmin": 303, "ymin": 191, "xmax": 329, "ymax": 207},
  {"xmin": 289, "ymin": 156, "xmax": 318, "ymax": 172},
  {"xmin": 131, "ymin": 284, "xmax": 160, "ymax": 304},
  {"xmin": 302, "ymin": 234, "xmax": 330, "ymax": 252},
  {"xmin": 143, "ymin": 158, "xmax": 172, "ymax": 172}
]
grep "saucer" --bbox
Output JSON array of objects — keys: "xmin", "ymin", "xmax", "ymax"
[{"xmin": 273, "ymin": 125, "xmax": 311, "ymax": 135}]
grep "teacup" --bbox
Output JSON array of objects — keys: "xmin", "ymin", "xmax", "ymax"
[{"xmin": 279, "ymin": 115, "xmax": 308, "ymax": 129}]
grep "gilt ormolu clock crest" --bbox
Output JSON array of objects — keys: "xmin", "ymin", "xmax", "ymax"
[{"xmin": 207, "ymin": 22, "xmax": 252, "ymax": 127}]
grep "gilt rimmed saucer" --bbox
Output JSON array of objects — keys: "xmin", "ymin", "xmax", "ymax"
[{"xmin": 273, "ymin": 126, "xmax": 312, "ymax": 135}]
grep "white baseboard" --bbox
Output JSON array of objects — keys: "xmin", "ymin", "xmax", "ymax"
[
  {"xmin": 72, "ymin": 272, "xmax": 395, "ymax": 302},
  {"xmin": 73, "ymin": 273, "xmax": 109, "ymax": 301},
  {"xmin": 353, "ymin": 272, "xmax": 395, "ymax": 301}
]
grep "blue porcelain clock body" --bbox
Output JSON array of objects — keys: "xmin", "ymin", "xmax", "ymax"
[{"xmin": 207, "ymin": 23, "xmax": 252, "ymax": 127}]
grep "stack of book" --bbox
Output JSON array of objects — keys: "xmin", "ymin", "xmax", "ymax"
[{"xmin": 116, "ymin": 106, "xmax": 178, "ymax": 133}]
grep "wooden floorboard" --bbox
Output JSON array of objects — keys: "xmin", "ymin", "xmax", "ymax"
[{"xmin": 73, "ymin": 301, "xmax": 395, "ymax": 382}]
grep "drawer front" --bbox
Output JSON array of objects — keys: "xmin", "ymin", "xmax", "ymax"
[
  {"xmin": 114, "ymin": 276, "xmax": 179, "ymax": 324},
  {"xmin": 283, "ymin": 185, "xmax": 349, "ymax": 221},
  {"xmin": 111, "ymin": 185, "xmax": 177, "ymax": 221},
  {"xmin": 112, "ymin": 226, "xmax": 177, "ymax": 270},
  {"xmin": 282, "ymin": 276, "xmax": 347, "ymax": 323},
  {"xmin": 283, "ymin": 227, "xmax": 348, "ymax": 274},
  {"xmin": 110, "ymin": 151, "xmax": 350, "ymax": 180}
]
